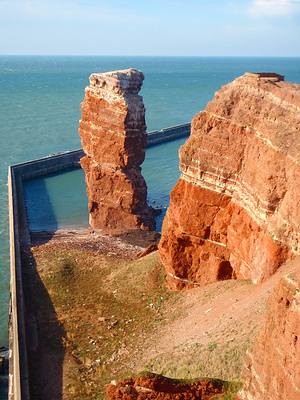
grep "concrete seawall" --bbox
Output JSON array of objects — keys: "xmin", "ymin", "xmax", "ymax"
[
  {"xmin": 9, "ymin": 123, "xmax": 190, "ymax": 181},
  {"xmin": 7, "ymin": 123, "xmax": 190, "ymax": 400},
  {"xmin": 8, "ymin": 167, "xmax": 30, "ymax": 400},
  {"xmin": 147, "ymin": 123, "xmax": 190, "ymax": 147}
]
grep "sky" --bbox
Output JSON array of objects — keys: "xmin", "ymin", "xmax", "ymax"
[{"xmin": 0, "ymin": 0, "xmax": 299, "ymax": 56}]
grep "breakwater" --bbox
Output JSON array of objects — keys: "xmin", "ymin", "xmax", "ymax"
[
  {"xmin": 147, "ymin": 123, "xmax": 190, "ymax": 147},
  {"xmin": 7, "ymin": 123, "xmax": 190, "ymax": 400},
  {"xmin": 9, "ymin": 123, "xmax": 191, "ymax": 183}
]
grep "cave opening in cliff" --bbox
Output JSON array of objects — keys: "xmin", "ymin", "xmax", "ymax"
[{"xmin": 217, "ymin": 260, "xmax": 234, "ymax": 280}]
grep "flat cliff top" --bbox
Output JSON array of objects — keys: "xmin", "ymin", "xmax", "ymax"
[{"xmin": 88, "ymin": 68, "xmax": 144, "ymax": 96}]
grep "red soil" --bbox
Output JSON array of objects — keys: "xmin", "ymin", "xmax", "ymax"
[{"xmin": 106, "ymin": 374, "xmax": 225, "ymax": 400}]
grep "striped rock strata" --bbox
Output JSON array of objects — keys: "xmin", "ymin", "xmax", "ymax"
[
  {"xmin": 239, "ymin": 262, "xmax": 300, "ymax": 400},
  {"xmin": 159, "ymin": 72, "xmax": 300, "ymax": 289},
  {"xmin": 79, "ymin": 69, "xmax": 155, "ymax": 233}
]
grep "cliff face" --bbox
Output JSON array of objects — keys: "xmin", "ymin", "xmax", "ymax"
[
  {"xmin": 159, "ymin": 73, "xmax": 300, "ymax": 289},
  {"xmin": 239, "ymin": 262, "xmax": 300, "ymax": 400},
  {"xmin": 79, "ymin": 69, "xmax": 155, "ymax": 233}
]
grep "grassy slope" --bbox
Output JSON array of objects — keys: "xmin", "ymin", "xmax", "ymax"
[{"xmin": 29, "ymin": 241, "xmax": 258, "ymax": 399}]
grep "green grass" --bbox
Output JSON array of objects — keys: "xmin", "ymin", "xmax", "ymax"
[
  {"xmin": 29, "ymin": 242, "xmax": 251, "ymax": 399},
  {"xmin": 144, "ymin": 339, "xmax": 251, "ymax": 382},
  {"xmin": 31, "ymin": 245, "xmax": 176, "ymax": 399}
]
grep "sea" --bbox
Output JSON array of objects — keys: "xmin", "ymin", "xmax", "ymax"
[{"xmin": 0, "ymin": 57, "xmax": 299, "ymax": 389}]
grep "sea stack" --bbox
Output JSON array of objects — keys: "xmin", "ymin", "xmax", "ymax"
[
  {"xmin": 79, "ymin": 69, "xmax": 155, "ymax": 233},
  {"xmin": 159, "ymin": 72, "xmax": 300, "ymax": 290}
]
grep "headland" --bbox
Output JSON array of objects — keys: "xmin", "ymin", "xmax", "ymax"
[{"xmin": 6, "ymin": 70, "xmax": 300, "ymax": 400}]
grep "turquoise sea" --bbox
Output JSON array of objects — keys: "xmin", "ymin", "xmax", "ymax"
[{"xmin": 0, "ymin": 57, "xmax": 300, "ymax": 365}]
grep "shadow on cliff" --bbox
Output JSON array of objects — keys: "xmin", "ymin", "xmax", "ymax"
[{"xmin": 21, "ymin": 246, "xmax": 66, "ymax": 400}]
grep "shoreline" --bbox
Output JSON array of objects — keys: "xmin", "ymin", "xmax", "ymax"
[{"xmin": 29, "ymin": 228, "xmax": 161, "ymax": 260}]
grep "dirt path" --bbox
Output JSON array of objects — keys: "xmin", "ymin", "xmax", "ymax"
[{"xmin": 138, "ymin": 257, "xmax": 297, "ymax": 381}]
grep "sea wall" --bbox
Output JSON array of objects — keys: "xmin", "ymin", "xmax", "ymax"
[
  {"xmin": 12, "ymin": 150, "xmax": 83, "ymax": 181},
  {"xmin": 8, "ymin": 166, "xmax": 31, "ymax": 400},
  {"xmin": 147, "ymin": 123, "xmax": 190, "ymax": 147},
  {"xmin": 7, "ymin": 122, "xmax": 190, "ymax": 400},
  {"xmin": 10, "ymin": 123, "xmax": 190, "ymax": 183}
]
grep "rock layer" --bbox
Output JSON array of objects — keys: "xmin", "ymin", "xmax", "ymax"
[
  {"xmin": 159, "ymin": 73, "xmax": 300, "ymax": 289},
  {"xmin": 106, "ymin": 374, "xmax": 225, "ymax": 399},
  {"xmin": 239, "ymin": 262, "xmax": 300, "ymax": 400},
  {"xmin": 79, "ymin": 69, "xmax": 155, "ymax": 233}
]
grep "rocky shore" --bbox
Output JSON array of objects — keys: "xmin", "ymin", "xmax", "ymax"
[{"xmin": 30, "ymin": 228, "xmax": 160, "ymax": 260}]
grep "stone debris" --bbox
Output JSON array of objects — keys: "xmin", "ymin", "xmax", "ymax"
[{"xmin": 106, "ymin": 373, "xmax": 225, "ymax": 399}]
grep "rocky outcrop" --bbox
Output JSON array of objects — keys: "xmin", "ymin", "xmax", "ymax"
[
  {"xmin": 106, "ymin": 373, "xmax": 225, "ymax": 399},
  {"xmin": 159, "ymin": 72, "xmax": 300, "ymax": 289},
  {"xmin": 239, "ymin": 263, "xmax": 300, "ymax": 400},
  {"xmin": 79, "ymin": 69, "xmax": 155, "ymax": 233}
]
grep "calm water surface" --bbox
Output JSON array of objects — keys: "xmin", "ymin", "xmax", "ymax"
[
  {"xmin": 24, "ymin": 136, "xmax": 187, "ymax": 234},
  {"xmin": 1, "ymin": 56, "xmax": 300, "ymax": 353}
]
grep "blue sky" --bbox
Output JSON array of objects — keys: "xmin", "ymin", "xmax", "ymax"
[{"xmin": 0, "ymin": 0, "xmax": 299, "ymax": 56}]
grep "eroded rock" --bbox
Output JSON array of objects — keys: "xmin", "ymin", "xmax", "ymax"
[
  {"xmin": 79, "ymin": 69, "xmax": 155, "ymax": 233},
  {"xmin": 159, "ymin": 72, "xmax": 300, "ymax": 289},
  {"xmin": 106, "ymin": 373, "xmax": 225, "ymax": 399},
  {"xmin": 239, "ymin": 262, "xmax": 300, "ymax": 400}
]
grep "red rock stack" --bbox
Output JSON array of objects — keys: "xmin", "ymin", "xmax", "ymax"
[
  {"xmin": 159, "ymin": 72, "xmax": 300, "ymax": 289},
  {"xmin": 79, "ymin": 68, "xmax": 155, "ymax": 233}
]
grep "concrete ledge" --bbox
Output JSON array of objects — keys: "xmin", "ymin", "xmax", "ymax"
[
  {"xmin": 8, "ymin": 167, "xmax": 30, "ymax": 400},
  {"xmin": 147, "ymin": 123, "xmax": 190, "ymax": 147},
  {"xmin": 10, "ymin": 123, "xmax": 190, "ymax": 182},
  {"xmin": 14, "ymin": 150, "xmax": 84, "ymax": 181}
]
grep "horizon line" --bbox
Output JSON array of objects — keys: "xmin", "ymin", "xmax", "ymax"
[{"xmin": 0, "ymin": 54, "xmax": 300, "ymax": 58}]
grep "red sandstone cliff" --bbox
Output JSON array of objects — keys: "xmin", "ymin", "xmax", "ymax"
[
  {"xmin": 159, "ymin": 72, "xmax": 300, "ymax": 290},
  {"xmin": 79, "ymin": 69, "xmax": 155, "ymax": 233},
  {"xmin": 239, "ymin": 261, "xmax": 300, "ymax": 400}
]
